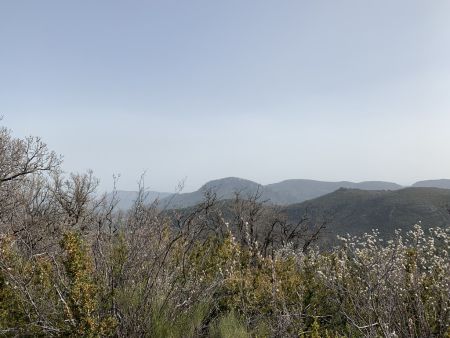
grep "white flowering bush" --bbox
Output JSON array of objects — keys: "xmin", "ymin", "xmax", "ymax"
[{"xmin": 312, "ymin": 225, "xmax": 450, "ymax": 337}]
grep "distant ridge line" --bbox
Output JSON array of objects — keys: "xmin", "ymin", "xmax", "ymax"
[{"xmin": 109, "ymin": 177, "xmax": 450, "ymax": 210}]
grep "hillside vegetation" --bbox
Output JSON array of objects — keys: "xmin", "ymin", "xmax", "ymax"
[
  {"xmin": 413, "ymin": 179, "xmax": 450, "ymax": 189},
  {"xmin": 284, "ymin": 187, "xmax": 450, "ymax": 242},
  {"xmin": 1, "ymin": 125, "xmax": 449, "ymax": 337}
]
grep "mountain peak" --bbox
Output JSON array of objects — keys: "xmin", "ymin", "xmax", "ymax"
[{"xmin": 200, "ymin": 177, "xmax": 260, "ymax": 190}]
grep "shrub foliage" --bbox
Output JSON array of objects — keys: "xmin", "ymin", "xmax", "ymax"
[{"xmin": 1, "ymin": 125, "xmax": 449, "ymax": 337}]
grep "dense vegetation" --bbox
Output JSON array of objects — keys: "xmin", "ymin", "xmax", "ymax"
[
  {"xmin": 0, "ymin": 125, "xmax": 449, "ymax": 337},
  {"xmin": 284, "ymin": 187, "xmax": 450, "ymax": 243}
]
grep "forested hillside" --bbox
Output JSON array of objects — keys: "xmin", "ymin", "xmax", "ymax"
[{"xmin": 283, "ymin": 187, "xmax": 450, "ymax": 242}]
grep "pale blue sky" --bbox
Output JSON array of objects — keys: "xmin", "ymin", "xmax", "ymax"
[{"xmin": 1, "ymin": 1, "xmax": 450, "ymax": 192}]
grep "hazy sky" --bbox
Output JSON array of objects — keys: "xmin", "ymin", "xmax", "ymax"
[{"xmin": 1, "ymin": 1, "xmax": 450, "ymax": 192}]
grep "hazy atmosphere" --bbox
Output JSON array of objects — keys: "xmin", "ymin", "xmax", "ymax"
[
  {"xmin": 2, "ymin": 0, "xmax": 450, "ymax": 192},
  {"xmin": 2, "ymin": 2, "xmax": 450, "ymax": 337}
]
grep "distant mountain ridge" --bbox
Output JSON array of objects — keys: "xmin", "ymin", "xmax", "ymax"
[
  {"xmin": 412, "ymin": 179, "xmax": 450, "ymax": 189},
  {"xmin": 159, "ymin": 177, "xmax": 403, "ymax": 209},
  {"xmin": 264, "ymin": 179, "xmax": 402, "ymax": 205},
  {"xmin": 111, "ymin": 177, "xmax": 450, "ymax": 210},
  {"xmin": 110, "ymin": 179, "xmax": 450, "ymax": 245}
]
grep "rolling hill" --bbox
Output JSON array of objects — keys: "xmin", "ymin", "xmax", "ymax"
[
  {"xmin": 110, "ymin": 178, "xmax": 450, "ymax": 241},
  {"xmin": 264, "ymin": 179, "xmax": 402, "ymax": 205},
  {"xmin": 283, "ymin": 187, "xmax": 450, "ymax": 241},
  {"xmin": 159, "ymin": 177, "xmax": 402, "ymax": 208},
  {"xmin": 412, "ymin": 179, "xmax": 450, "ymax": 189}
]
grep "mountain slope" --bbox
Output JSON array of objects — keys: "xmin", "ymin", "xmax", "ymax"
[
  {"xmin": 112, "ymin": 178, "xmax": 450, "ymax": 211},
  {"xmin": 160, "ymin": 177, "xmax": 264, "ymax": 209},
  {"xmin": 266, "ymin": 179, "xmax": 402, "ymax": 204},
  {"xmin": 413, "ymin": 179, "xmax": 450, "ymax": 189},
  {"xmin": 283, "ymin": 187, "xmax": 450, "ymax": 240},
  {"xmin": 161, "ymin": 177, "xmax": 403, "ymax": 208}
]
